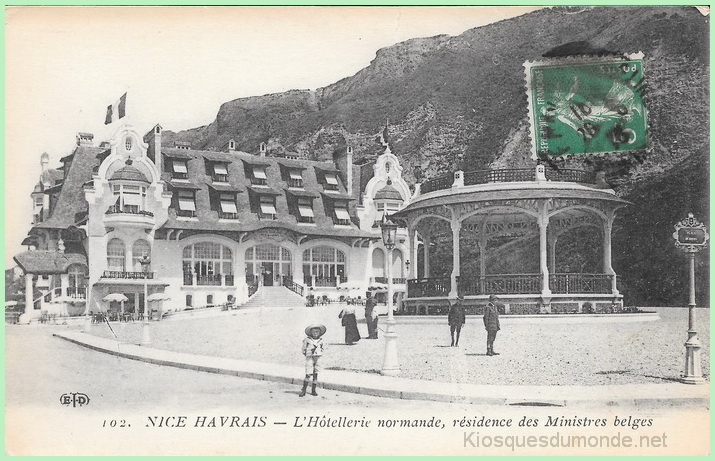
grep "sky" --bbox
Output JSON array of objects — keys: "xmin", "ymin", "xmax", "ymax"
[{"xmin": 4, "ymin": 5, "xmax": 541, "ymax": 267}]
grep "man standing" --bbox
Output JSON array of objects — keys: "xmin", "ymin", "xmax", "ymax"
[
  {"xmin": 364, "ymin": 291, "xmax": 378, "ymax": 339},
  {"xmin": 448, "ymin": 294, "xmax": 466, "ymax": 347},
  {"xmin": 483, "ymin": 294, "xmax": 501, "ymax": 356}
]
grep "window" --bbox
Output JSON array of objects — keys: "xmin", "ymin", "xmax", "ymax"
[
  {"xmin": 67, "ymin": 264, "xmax": 88, "ymax": 298},
  {"xmin": 171, "ymin": 160, "xmax": 188, "ymax": 179},
  {"xmin": 219, "ymin": 192, "xmax": 238, "ymax": 219},
  {"xmin": 207, "ymin": 294, "xmax": 214, "ymax": 305},
  {"xmin": 110, "ymin": 184, "xmax": 148, "ymax": 215},
  {"xmin": 132, "ymin": 240, "xmax": 151, "ymax": 272},
  {"xmin": 182, "ymin": 242, "xmax": 233, "ymax": 286},
  {"xmin": 107, "ymin": 239, "xmax": 125, "ymax": 272},
  {"xmin": 212, "ymin": 163, "xmax": 229, "ymax": 182},
  {"xmin": 302, "ymin": 246, "xmax": 346, "ymax": 285},
  {"xmin": 186, "ymin": 294, "xmax": 192, "ymax": 307},
  {"xmin": 374, "ymin": 202, "xmax": 401, "ymax": 227},
  {"xmin": 125, "ymin": 137, "xmax": 133, "ymax": 151},
  {"xmin": 333, "ymin": 201, "xmax": 350, "ymax": 225},
  {"xmin": 176, "ymin": 190, "xmax": 196, "ymax": 217},
  {"xmin": 251, "ymin": 166, "xmax": 267, "ymax": 185},
  {"xmin": 324, "ymin": 172, "xmax": 339, "ymax": 191},
  {"xmin": 297, "ymin": 197, "xmax": 314, "ymax": 223},
  {"xmin": 258, "ymin": 195, "xmax": 277, "ymax": 220},
  {"xmin": 287, "ymin": 169, "xmax": 303, "ymax": 188}
]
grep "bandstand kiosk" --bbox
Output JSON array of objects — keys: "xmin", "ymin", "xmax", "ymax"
[{"xmin": 395, "ymin": 164, "xmax": 630, "ymax": 315}]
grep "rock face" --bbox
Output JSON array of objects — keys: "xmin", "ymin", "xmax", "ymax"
[{"xmin": 163, "ymin": 6, "xmax": 709, "ymax": 306}]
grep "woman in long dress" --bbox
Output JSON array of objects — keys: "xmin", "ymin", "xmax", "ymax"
[{"xmin": 338, "ymin": 305, "xmax": 361, "ymax": 345}]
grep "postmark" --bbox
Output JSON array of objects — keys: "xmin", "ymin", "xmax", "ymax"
[{"xmin": 525, "ymin": 53, "xmax": 648, "ymax": 160}]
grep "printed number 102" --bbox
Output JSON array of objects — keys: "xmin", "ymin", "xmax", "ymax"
[{"xmin": 103, "ymin": 419, "xmax": 128, "ymax": 427}]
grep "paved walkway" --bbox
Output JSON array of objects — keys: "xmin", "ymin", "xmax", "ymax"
[{"xmin": 53, "ymin": 330, "xmax": 708, "ymax": 408}]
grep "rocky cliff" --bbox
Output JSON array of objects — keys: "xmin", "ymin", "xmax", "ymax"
[{"xmin": 163, "ymin": 6, "xmax": 709, "ymax": 306}]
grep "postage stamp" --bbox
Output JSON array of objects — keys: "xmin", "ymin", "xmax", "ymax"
[{"xmin": 525, "ymin": 53, "xmax": 648, "ymax": 160}]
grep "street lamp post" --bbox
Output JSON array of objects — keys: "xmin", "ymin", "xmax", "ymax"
[
  {"xmin": 672, "ymin": 213, "xmax": 708, "ymax": 384},
  {"xmin": 380, "ymin": 215, "xmax": 400, "ymax": 376},
  {"xmin": 139, "ymin": 255, "xmax": 152, "ymax": 346},
  {"xmin": 83, "ymin": 275, "xmax": 91, "ymax": 332}
]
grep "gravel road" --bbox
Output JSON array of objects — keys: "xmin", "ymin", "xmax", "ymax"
[{"xmin": 87, "ymin": 306, "xmax": 710, "ymax": 386}]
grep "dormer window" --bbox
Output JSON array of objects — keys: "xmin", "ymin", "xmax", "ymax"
[
  {"xmin": 219, "ymin": 193, "xmax": 238, "ymax": 219},
  {"xmin": 110, "ymin": 184, "xmax": 148, "ymax": 215},
  {"xmin": 212, "ymin": 163, "xmax": 229, "ymax": 182},
  {"xmin": 288, "ymin": 169, "xmax": 303, "ymax": 188},
  {"xmin": 324, "ymin": 172, "xmax": 339, "ymax": 191},
  {"xmin": 258, "ymin": 195, "xmax": 277, "ymax": 220},
  {"xmin": 251, "ymin": 166, "xmax": 268, "ymax": 185},
  {"xmin": 333, "ymin": 201, "xmax": 350, "ymax": 226},
  {"xmin": 297, "ymin": 197, "xmax": 314, "ymax": 223},
  {"xmin": 176, "ymin": 189, "xmax": 196, "ymax": 218},
  {"xmin": 171, "ymin": 160, "xmax": 188, "ymax": 180}
]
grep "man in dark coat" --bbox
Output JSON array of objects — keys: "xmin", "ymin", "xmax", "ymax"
[
  {"xmin": 483, "ymin": 294, "xmax": 501, "ymax": 356},
  {"xmin": 447, "ymin": 294, "xmax": 466, "ymax": 347},
  {"xmin": 364, "ymin": 291, "xmax": 378, "ymax": 339}
]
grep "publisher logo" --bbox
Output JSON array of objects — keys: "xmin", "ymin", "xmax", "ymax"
[{"xmin": 60, "ymin": 393, "xmax": 90, "ymax": 407}]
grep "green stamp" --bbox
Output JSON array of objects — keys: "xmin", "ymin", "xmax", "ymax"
[{"xmin": 525, "ymin": 55, "xmax": 648, "ymax": 159}]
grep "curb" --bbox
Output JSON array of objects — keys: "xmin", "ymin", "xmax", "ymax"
[{"xmin": 53, "ymin": 330, "xmax": 709, "ymax": 408}]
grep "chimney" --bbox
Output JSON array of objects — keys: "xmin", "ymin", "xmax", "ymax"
[
  {"xmin": 144, "ymin": 124, "xmax": 162, "ymax": 172},
  {"xmin": 76, "ymin": 132, "xmax": 94, "ymax": 147},
  {"xmin": 228, "ymin": 139, "xmax": 236, "ymax": 153},
  {"xmin": 259, "ymin": 142, "xmax": 267, "ymax": 157},
  {"xmin": 40, "ymin": 152, "xmax": 50, "ymax": 173},
  {"xmin": 333, "ymin": 146, "xmax": 354, "ymax": 195}
]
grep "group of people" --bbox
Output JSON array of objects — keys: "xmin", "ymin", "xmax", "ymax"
[
  {"xmin": 297, "ymin": 292, "xmax": 503, "ymax": 397},
  {"xmin": 448, "ymin": 294, "xmax": 502, "ymax": 356},
  {"xmin": 338, "ymin": 291, "xmax": 379, "ymax": 345}
]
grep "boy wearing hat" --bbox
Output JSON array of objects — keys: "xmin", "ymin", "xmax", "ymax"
[
  {"xmin": 483, "ymin": 295, "xmax": 501, "ymax": 356},
  {"xmin": 447, "ymin": 294, "xmax": 466, "ymax": 347},
  {"xmin": 300, "ymin": 324, "xmax": 326, "ymax": 397}
]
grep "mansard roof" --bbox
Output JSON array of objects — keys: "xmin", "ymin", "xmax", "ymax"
[{"xmin": 34, "ymin": 145, "xmax": 108, "ymax": 229}]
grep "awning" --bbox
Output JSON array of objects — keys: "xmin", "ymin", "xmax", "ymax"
[
  {"xmin": 220, "ymin": 200, "xmax": 238, "ymax": 213},
  {"xmin": 178, "ymin": 198, "xmax": 196, "ymax": 211},
  {"xmin": 325, "ymin": 173, "xmax": 339, "ymax": 185},
  {"xmin": 260, "ymin": 202, "xmax": 277, "ymax": 215},
  {"xmin": 298, "ymin": 205, "xmax": 315, "ymax": 217},
  {"xmin": 172, "ymin": 160, "xmax": 188, "ymax": 173},
  {"xmin": 335, "ymin": 208, "xmax": 350, "ymax": 220},
  {"xmin": 289, "ymin": 170, "xmax": 303, "ymax": 180},
  {"xmin": 213, "ymin": 164, "xmax": 228, "ymax": 175},
  {"xmin": 253, "ymin": 167, "xmax": 267, "ymax": 179},
  {"xmin": 122, "ymin": 193, "xmax": 143, "ymax": 207}
]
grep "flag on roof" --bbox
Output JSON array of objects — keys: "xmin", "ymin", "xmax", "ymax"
[{"xmin": 105, "ymin": 93, "xmax": 127, "ymax": 125}]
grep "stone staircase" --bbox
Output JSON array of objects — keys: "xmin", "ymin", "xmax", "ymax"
[{"xmin": 242, "ymin": 286, "xmax": 306, "ymax": 309}]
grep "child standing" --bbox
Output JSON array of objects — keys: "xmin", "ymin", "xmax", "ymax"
[{"xmin": 300, "ymin": 324, "xmax": 326, "ymax": 397}]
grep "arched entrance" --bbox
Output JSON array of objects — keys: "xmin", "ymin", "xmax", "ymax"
[{"xmin": 245, "ymin": 244, "xmax": 292, "ymax": 286}]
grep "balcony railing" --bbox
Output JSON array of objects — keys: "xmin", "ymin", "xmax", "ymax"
[
  {"xmin": 407, "ymin": 277, "xmax": 451, "ymax": 298},
  {"xmin": 323, "ymin": 183, "xmax": 338, "ymax": 191},
  {"xmin": 549, "ymin": 273, "xmax": 612, "ymax": 294},
  {"xmin": 419, "ymin": 167, "xmax": 597, "ymax": 195},
  {"xmin": 66, "ymin": 287, "xmax": 86, "ymax": 298},
  {"xmin": 373, "ymin": 276, "xmax": 406, "ymax": 285},
  {"xmin": 219, "ymin": 212, "xmax": 238, "ymax": 220},
  {"xmin": 459, "ymin": 274, "xmax": 542, "ymax": 295},
  {"xmin": 212, "ymin": 173, "xmax": 229, "ymax": 182},
  {"xmin": 102, "ymin": 271, "xmax": 154, "ymax": 279},
  {"xmin": 287, "ymin": 178, "xmax": 303, "ymax": 188},
  {"xmin": 197, "ymin": 274, "xmax": 222, "ymax": 286},
  {"xmin": 282, "ymin": 276, "xmax": 304, "ymax": 296},
  {"xmin": 544, "ymin": 168, "xmax": 596, "ymax": 183},
  {"xmin": 258, "ymin": 212, "xmax": 277, "ymax": 220},
  {"xmin": 420, "ymin": 175, "xmax": 453, "ymax": 194},
  {"xmin": 177, "ymin": 210, "xmax": 196, "ymax": 218},
  {"xmin": 464, "ymin": 168, "xmax": 535, "ymax": 185},
  {"xmin": 172, "ymin": 172, "xmax": 188, "ymax": 180},
  {"xmin": 298, "ymin": 216, "xmax": 314, "ymax": 223},
  {"xmin": 106, "ymin": 205, "xmax": 154, "ymax": 217},
  {"xmin": 333, "ymin": 218, "xmax": 350, "ymax": 226},
  {"xmin": 251, "ymin": 178, "xmax": 267, "ymax": 186}
]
